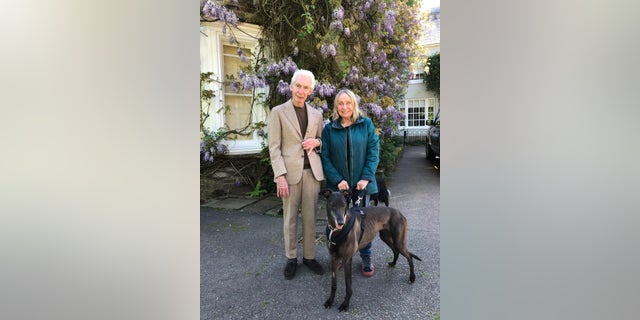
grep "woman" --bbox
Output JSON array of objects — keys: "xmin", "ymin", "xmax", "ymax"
[{"xmin": 321, "ymin": 89, "xmax": 380, "ymax": 277}]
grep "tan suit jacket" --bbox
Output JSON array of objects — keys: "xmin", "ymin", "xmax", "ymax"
[{"xmin": 268, "ymin": 100, "xmax": 325, "ymax": 184}]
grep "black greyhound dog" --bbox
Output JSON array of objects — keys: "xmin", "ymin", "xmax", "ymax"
[
  {"xmin": 369, "ymin": 175, "xmax": 390, "ymax": 207},
  {"xmin": 321, "ymin": 189, "xmax": 422, "ymax": 312}
]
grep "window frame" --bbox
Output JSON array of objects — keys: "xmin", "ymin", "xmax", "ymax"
[{"xmin": 200, "ymin": 21, "xmax": 267, "ymax": 155}]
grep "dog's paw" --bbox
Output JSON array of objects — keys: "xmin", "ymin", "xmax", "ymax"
[
  {"xmin": 323, "ymin": 299, "xmax": 333, "ymax": 308},
  {"xmin": 409, "ymin": 274, "xmax": 416, "ymax": 283},
  {"xmin": 388, "ymin": 261, "xmax": 396, "ymax": 267},
  {"xmin": 338, "ymin": 303, "xmax": 349, "ymax": 312}
]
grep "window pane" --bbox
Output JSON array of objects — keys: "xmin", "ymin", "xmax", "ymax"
[
  {"xmin": 223, "ymin": 45, "xmax": 253, "ymax": 58},
  {"xmin": 223, "ymin": 45, "xmax": 252, "ymax": 94},
  {"xmin": 223, "ymin": 43, "xmax": 254, "ymax": 141},
  {"xmin": 403, "ymin": 99, "xmax": 427, "ymax": 127},
  {"xmin": 224, "ymin": 95, "xmax": 253, "ymax": 141},
  {"xmin": 427, "ymin": 98, "xmax": 435, "ymax": 120}
]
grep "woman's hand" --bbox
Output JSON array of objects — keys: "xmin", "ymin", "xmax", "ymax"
[{"xmin": 355, "ymin": 179, "xmax": 369, "ymax": 190}]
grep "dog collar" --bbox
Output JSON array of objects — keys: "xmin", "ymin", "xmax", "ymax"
[{"xmin": 326, "ymin": 211, "xmax": 356, "ymax": 247}]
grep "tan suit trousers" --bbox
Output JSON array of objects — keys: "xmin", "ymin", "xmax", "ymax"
[{"xmin": 282, "ymin": 169, "xmax": 320, "ymax": 260}]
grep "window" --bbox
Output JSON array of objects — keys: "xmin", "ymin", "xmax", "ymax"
[
  {"xmin": 408, "ymin": 100, "xmax": 426, "ymax": 127},
  {"xmin": 200, "ymin": 22, "xmax": 267, "ymax": 155},
  {"xmin": 427, "ymin": 98, "xmax": 436, "ymax": 121},
  {"xmin": 223, "ymin": 44, "xmax": 253, "ymax": 141},
  {"xmin": 400, "ymin": 99, "xmax": 427, "ymax": 128}
]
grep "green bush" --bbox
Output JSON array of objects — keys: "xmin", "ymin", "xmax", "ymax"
[{"xmin": 378, "ymin": 136, "xmax": 404, "ymax": 175}]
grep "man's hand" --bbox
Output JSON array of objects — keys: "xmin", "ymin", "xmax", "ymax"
[
  {"xmin": 276, "ymin": 175, "xmax": 289, "ymax": 198},
  {"xmin": 302, "ymin": 138, "xmax": 320, "ymax": 155}
]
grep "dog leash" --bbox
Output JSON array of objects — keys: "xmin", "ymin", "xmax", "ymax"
[
  {"xmin": 353, "ymin": 189, "xmax": 367, "ymax": 244},
  {"xmin": 354, "ymin": 191, "xmax": 364, "ymax": 207}
]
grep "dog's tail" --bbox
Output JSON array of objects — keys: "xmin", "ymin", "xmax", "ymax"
[{"xmin": 410, "ymin": 252, "xmax": 422, "ymax": 261}]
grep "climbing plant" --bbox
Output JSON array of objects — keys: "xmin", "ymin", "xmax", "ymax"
[
  {"xmin": 200, "ymin": 0, "xmax": 423, "ymax": 173},
  {"xmin": 424, "ymin": 52, "xmax": 440, "ymax": 98}
]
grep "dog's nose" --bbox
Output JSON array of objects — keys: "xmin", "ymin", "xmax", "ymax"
[{"xmin": 335, "ymin": 224, "xmax": 344, "ymax": 230}]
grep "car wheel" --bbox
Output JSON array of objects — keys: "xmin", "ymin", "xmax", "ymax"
[{"xmin": 426, "ymin": 143, "xmax": 435, "ymax": 161}]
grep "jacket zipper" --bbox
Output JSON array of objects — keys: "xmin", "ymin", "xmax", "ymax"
[{"xmin": 346, "ymin": 126, "xmax": 351, "ymax": 187}]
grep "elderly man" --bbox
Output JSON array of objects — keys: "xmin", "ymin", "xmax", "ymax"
[{"xmin": 267, "ymin": 69, "xmax": 326, "ymax": 280}]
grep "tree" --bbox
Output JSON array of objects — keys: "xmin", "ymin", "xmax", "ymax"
[
  {"xmin": 252, "ymin": 0, "xmax": 421, "ymax": 141},
  {"xmin": 424, "ymin": 52, "xmax": 440, "ymax": 98},
  {"xmin": 201, "ymin": 0, "xmax": 423, "ymax": 172}
]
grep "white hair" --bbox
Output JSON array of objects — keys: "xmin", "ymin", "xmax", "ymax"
[{"xmin": 290, "ymin": 69, "xmax": 316, "ymax": 90}]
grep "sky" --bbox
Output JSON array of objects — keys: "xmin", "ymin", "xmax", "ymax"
[{"xmin": 421, "ymin": 0, "xmax": 440, "ymax": 10}]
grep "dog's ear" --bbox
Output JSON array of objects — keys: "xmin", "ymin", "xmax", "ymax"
[
  {"xmin": 341, "ymin": 189, "xmax": 351, "ymax": 199},
  {"xmin": 320, "ymin": 189, "xmax": 333, "ymax": 198}
]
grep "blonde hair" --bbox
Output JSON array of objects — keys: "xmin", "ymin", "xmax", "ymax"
[{"xmin": 331, "ymin": 89, "xmax": 365, "ymax": 122}]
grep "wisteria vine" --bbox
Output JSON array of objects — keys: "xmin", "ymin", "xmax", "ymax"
[{"xmin": 200, "ymin": 0, "xmax": 423, "ymax": 164}]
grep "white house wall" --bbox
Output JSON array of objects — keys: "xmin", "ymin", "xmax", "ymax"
[
  {"xmin": 399, "ymin": 80, "xmax": 439, "ymax": 139},
  {"xmin": 406, "ymin": 80, "xmax": 431, "ymax": 98}
]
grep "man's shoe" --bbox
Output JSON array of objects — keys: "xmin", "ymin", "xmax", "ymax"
[
  {"xmin": 284, "ymin": 258, "xmax": 297, "ymax": 280},
  {"xmin": 303, "ymin": 258, "xmax": 325, "ymax": 275},
  {"xmin": 361, "ymin": 255, "xmax": 374, "ymax": 277}
]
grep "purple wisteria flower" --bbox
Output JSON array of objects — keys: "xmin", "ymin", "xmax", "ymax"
[
  {"xmin": 201, "ymin": 0, "xmax": 239, "ymax": 27},
  {"xmin": 372, "ymin": 23, "xmax": 381, "ymax": 34},
  {"xmin": 320, "ymin": 44, "xmax": 337, "ymax": 58},
  {"xmin": 378, "ymin": 1, "xmax": 387, "ymax": 12},
  {"xmin": 367, "ymin": 42, "xmax": 378, "ymax": 55},
  {"xmin": 330, "ymin": 20, "xmax": 343, "ymax": 32},
  {"xmin": 384, "ymin": 11, "xmax": 396, "ymax": 36},
  {"xmin": 314, "ymin": 83, "xmax": 336, "ymax": 98},
  {"xmin": 332, "ymin": 6, "xmax": 344, "ymax": 20},
  {"xmin": 381, "ymin": 126, "xmax": 394, "ymax": 137},
  {"xmin": 281, "ymin": 57, "xmax": 298, "ymax": 75},
  {"xmin": 266, "ymin": 62, "xmax": 281, "ymax": 76},
  {"xmin": 240, "ymin": 74, "xmax": 266, "ymax": 90},
  {"xmin": 237, "ymin": 48, "xmax": 248, "ymax": 62},
  {"xmin": 363, "ymin": 0, "xmax": 373, "ymax": 11},
  {"xmin": 277, "ymin": 80, "xmax": 291, "ymax": 96},
  {"xmin": 242, "ymin": 75, "xmax": 254, "ymax": 91},
  {"xmin": 229, "ymin": 81, "xmax": 242, "ymax": 92},
  {"xmin": 344, "ymin": 27, "xmax": 351, "ymax": 37},
  {"xmin": 320, "ymin": 102, "xmax": 329, "ymax": 113},
  {"xmin": 363, "ymin": 102, "xmax": 383, "ymax": 117}
]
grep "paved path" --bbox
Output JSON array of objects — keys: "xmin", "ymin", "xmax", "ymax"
[{"xmin": 200, "ymin": 145, "xmax": 440, "ymax": 319}]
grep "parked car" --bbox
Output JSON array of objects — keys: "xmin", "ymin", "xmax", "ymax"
[{"xmin": 426, "ymin": 110, "xmax": 440, "ymax": 161}]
